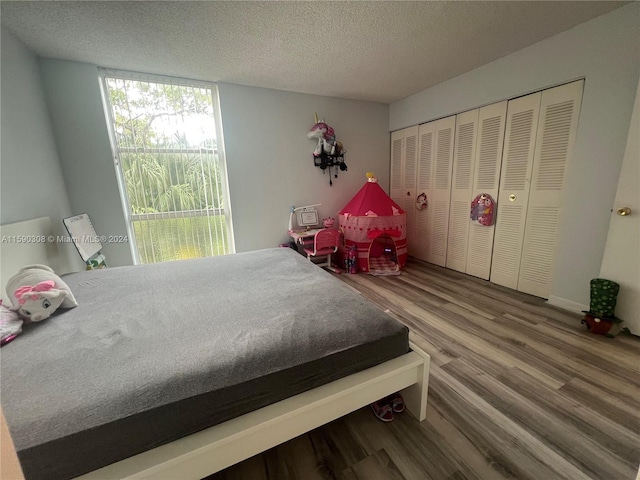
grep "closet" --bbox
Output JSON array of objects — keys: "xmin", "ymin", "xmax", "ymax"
[
  {"xmin": 446, "ymin": 109, "xmax": 478, "ymax": 272},
  {"xmin": 446, "ymin": 102, "xmax": 507, "ymax": 278},
  {"xmin": 390, "ymin": 126, "xmax": 418, "ymax": 251},
  {"xmin": 401, "ymin": 116, "xmax": 456, "ymax": 266},
  {"xmin": 393, "ymin": 80, "xmax": 583, "ymax": 298},
  {"xmin": 493, "ymin": 81, "xmax": 583, "ymax": 297},
  {"xmin": 412, "ymin": 122, "xmax": 434, "ymax": 262}
]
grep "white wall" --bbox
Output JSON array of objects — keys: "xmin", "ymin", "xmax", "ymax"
[
  {"xmin": 0, "ymin": 29, "xmax": 82, "ymax": 274},
  {"xmin": 599, "ymin": 78, "xmax": 640, "ymax": 334},
  {"xmin": 390, "ymin": 4, "xmax": 640, "ymax": 308},
  {"xmin": 218, "ymin": 83, "xmax": 389, "ymax": 252},
  {"xmin": 38, "ymin": 59, "xmax": 133, "ymax": 267},
  {"xmin": 34, "ymin": 61, "xmax": 389, "ymax": 260}
]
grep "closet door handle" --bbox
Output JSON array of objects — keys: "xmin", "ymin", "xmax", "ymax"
[{"xmin": 616, "ymin": 207, "xmax": 632, "ymax": 216}]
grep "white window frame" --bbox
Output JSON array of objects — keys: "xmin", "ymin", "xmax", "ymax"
[{"xmin": 98, "ymin": 69, "xmax": 235, "ymax": 264}]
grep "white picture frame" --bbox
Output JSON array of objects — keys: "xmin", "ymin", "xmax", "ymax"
[
  {"xmin": 63, "ymin": 213, "xmax": 103, "ymax": 262},
  {"xmin": 297, "ymin": 209, "xmax": 319, "ymax": 228}
]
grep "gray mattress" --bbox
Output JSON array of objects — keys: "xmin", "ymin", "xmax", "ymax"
[{"xmin": 1, "ymin": 248, "xmax": 408, "ymax": 479}]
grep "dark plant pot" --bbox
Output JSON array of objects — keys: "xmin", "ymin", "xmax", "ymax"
[{"xmin": 581, "ymin": 313, "xmax": 613, "ymax": 335}]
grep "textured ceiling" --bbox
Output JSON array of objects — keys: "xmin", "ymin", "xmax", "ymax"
[{"xmin": 1, "ymin": 1, "xmax": 627, "ymax": 104}]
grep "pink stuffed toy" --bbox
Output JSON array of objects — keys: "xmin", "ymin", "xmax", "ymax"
[
  {"xmin": 470, "ymin": 193, "xmax": 496, "ymax": 226},
  {"xmin": 6, "ymin": 264, "xmax": 78, "ymax": 322}
]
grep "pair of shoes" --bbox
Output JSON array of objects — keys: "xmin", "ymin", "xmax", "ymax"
[
  {"xmin": 390, "ymin": 393, "xmax": 405, "ymax": 413},
  {"xmin": 370, "ymin": 400, "xmax": 394, "ymax": 422}
]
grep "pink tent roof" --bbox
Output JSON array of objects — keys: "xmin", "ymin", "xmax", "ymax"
[{"xmin": 338, "ymin": 181, "xmax": 405, "ymax": 217}]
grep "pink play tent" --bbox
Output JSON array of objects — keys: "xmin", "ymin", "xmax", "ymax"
[{"xmin": 338, "ymin": 176, "xmax": 407, "ymax": 274}]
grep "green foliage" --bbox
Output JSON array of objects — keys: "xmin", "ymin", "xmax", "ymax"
[
  {"xmin": 106, "ymin": 77, "xmax": 229, "ymax": 259},
  {"xmin": 107, "ymin": 78, "xmax": 213, "ymax": 148},
  {"xmin": 107, "ymin": 78, "xmax": 223, "ymax": 215},
  {"xmin": 133, "ymin": 216, "xmax": 228, "ymax": 264},
  {"xmin": 120, "ymin": 152, "xmax": 222, "ymax": 214}
]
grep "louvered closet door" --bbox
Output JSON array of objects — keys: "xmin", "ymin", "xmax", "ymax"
[
  {"xmin": 465, "ymin": 101, "xmax": 507, "ymax": 279},
  {"xmin": 390, "ymin": 130, "xmax": 404, "ymax": 204},
  {"xmin": 428, "ymin": 116, "xmax": 456, "ymax": 266},
  {"xmin": 413, "ymin": 122, "xmax": 435, "ymax": 262},
  {"xmin": 402, "ymin": 127, "xmax": 419, "ymax": 253},
  {"xmin": 518, "ymin": 80, "xmax": 583, "ymax": 298},
  {"xmin": 491, "ymin": 93, "xmax": 541, "ymax": 289},
  {"xmin": 446, "ymin": 110, "xmax": 478, "ymax": 272}
]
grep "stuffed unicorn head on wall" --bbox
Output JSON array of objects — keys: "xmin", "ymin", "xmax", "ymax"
[{"xmin": 306, "ymin": 113, "xmax": 345, "ymax": 157}]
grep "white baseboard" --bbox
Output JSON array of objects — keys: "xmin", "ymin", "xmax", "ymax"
[{"xmin": 546, "ymin": 295, "xmax": 588, "ymax": 314}]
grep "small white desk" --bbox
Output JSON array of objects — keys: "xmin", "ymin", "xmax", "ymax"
[{"xmin": 288, "ymin": 229, "xmax": 323, "ymax": 245}]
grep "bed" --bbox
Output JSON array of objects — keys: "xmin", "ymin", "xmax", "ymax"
[{"xmin": 0, "ymin": 217, "xmax": 430, "ymax": 480}]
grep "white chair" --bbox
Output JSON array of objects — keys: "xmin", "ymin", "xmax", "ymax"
[{"xmin": 303, "ymin": 229, "xmax": 341, "ymax": 272}]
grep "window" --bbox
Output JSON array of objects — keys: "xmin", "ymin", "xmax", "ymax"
[{"xmin": 101, "ymin": 70, "xmax": 234, "ymax": 264}]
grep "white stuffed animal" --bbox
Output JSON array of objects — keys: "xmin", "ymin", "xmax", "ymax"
[
  {"xmin": 6, "ymin": 264, "xmax": 78, "ymax": 322},
  {"xmin": 0, "ymin": 299, "xmax": 23, "ymax": 346}
]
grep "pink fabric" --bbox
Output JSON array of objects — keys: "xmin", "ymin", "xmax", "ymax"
[
  {"xmin": 339, "ymin": 181, "xmax": 405, "ymax": 217},
  {"xmin": 367, "ymin": 228, "xmax": 401, "ymax": 239},
  {"xmin": 14, "ymin": 280, "xmax": 55, "ymax": 304},
  {"xmin": 338, "ymin": 179, "xmax": 408, "ymax": 272},
  {"xmin": 339, "ymin": 215, "xmax": 406, "ymax": 243}
]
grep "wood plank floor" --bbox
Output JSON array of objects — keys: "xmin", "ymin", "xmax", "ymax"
[{"xmin": 210, "ymin": 259, "xmax": 640, "ymax": 480}]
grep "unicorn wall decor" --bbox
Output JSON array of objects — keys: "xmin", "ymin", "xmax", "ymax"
[
  {"xmin": 306, "ymin": 114, "xmax": 345, "ymax": 157},
  {"xmin": 306, "ymin": 113, "xmax": 347, "ymax": 186}
]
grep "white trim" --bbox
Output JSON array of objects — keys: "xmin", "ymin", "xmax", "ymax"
[
  {"xmin": 99, "ymin": 68, "xmax": 214, "ymax": 90},
  {"xmin": 210, "ymin": 84, "xmax": 236, "ymax": 254},
  {"xmin": 546, "ymin": 295, "xmax": 588, "ymax": 314},
  {"xmin": 129, "ymin": 209, "xmax": 224, "ymax": 222},
  {"xmin": 76, "ymin": 344, "xmax": 430, "ymax": 480},
  {"xmin": 98, "ymin": 71, "xmax": 139, "ymax": 264}
]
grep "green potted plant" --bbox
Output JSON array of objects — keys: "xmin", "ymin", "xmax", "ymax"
[{"xmin": 581, "ymin": 278, "xmax": 623, "ymax": 336}]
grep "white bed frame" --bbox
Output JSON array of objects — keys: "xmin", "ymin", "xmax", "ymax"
[{"xmin": 0, "ymin": 217, "xmax": 430, "ymax": 480}]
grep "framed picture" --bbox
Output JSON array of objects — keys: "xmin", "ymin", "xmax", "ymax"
[{"xmin": 63, "ymin": 213, "xmax": 103, "ymax": 263}]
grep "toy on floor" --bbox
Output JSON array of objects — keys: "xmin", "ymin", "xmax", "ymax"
[
  {"xmin": 6, "ymin": 264, "xmax": 78, "ymax": 322},
  {"xmin": 0, "ymin": 299, "xmax": 23, "ymax": 346},
  {"xmin": 346, "ymin": 245, "xmax": 358, "ymax": 274}
]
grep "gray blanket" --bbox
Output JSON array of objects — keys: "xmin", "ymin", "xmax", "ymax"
[{"xmin": 1, "ymin": 248, "xmax": 408, "ymax": 479}]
